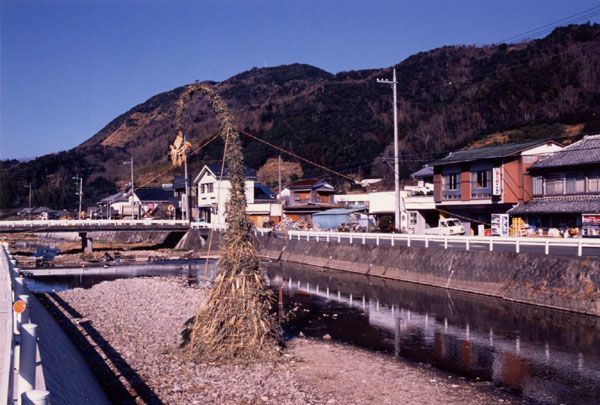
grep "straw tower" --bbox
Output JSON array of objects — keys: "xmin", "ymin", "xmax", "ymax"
[{"xmin": 177, "ymin": 83, "xmax": 280, "ymax": 363}]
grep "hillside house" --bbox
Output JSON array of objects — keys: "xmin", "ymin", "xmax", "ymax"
[
  {"xmin": 509, "ymin": 135, "xmax": 600, "ymax": 236},
  {"xmin": 99, "ymin": 187, "xmax": 173, "ymax": 219},
  {"xmin": 280, "ymin": 179, "xmax": 339, "ymax": 224},
  {"xmin": 194, "ymin": 164, "xmax": 281, "ymax": 226},
  {"xmin": 404, "ymin": 166, "xmax": 436, "ymax": 234},
  {"xmin": 431, "ymin": 140, "xmax": 563, "ymax": 235}
]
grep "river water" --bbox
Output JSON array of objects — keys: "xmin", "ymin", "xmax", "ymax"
[{"xmin": 24, "ymin": 260, "xmax": 600, "ymax": 404}]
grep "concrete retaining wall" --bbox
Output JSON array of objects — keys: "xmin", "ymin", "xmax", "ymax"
[{"xmin": 257, "ymin": 237, "xmax": 600, "ymax": 316}]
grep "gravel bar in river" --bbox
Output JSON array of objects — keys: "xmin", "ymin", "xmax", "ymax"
[{"xmin": 49, "ymin": 277, "xmax": 525, "ymax": 404}]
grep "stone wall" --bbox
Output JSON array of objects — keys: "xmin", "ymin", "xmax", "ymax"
[{"xmin": 256, "ymin": 236, "xmax": 600, "ymax": 316}]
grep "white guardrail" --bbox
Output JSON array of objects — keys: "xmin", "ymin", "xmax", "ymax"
[
  {"xmin": 279, "ymin": 230, "xmax": 600, "ymax": 257},
  {"xmin": 1, "ymin": 242, "xmax": 49, "ymax": 404},
  {"xmin": 0, "ymin": 219, "xmax": 189, "ymax": 228},
  {"xmin": 0, "ymin": 219, "xmax": 230, "ymax": 231}
]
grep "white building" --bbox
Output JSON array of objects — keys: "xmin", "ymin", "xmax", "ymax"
[{"xmin": 194, "ymin": 164, "xmax": 281, "ymax": 227}]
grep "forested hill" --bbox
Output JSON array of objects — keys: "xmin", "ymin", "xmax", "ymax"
[{"xmin": 3, "ymin": 23, "xmax": 600, "ymax": 210}]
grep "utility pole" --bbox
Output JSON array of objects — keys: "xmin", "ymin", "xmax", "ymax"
[
  {"xmin": 183, "ymin": 133, "xmax": 190, "ymax": 222},
  {"xmin": 123, "ymin": 158, "xmax": 135, "ymax": 220},
  {"xmin": 72, "ymin": 175, "xmax": 83, "ymax": 219},
  {"xmin": 24, "ymin": 184, "xmax": 32, "ymax": 221},
  {"xmin": 278, "ymin": 155, "xmax": 282, "ymax": 200},
  {"xmin": 377, "ymin": 68, "xmax": 400, "ymax": 231}
]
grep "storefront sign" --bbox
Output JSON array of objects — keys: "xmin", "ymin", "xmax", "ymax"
[{"xmin": 492, "ymin": 167, "xmax": 502, "ymax": 196}]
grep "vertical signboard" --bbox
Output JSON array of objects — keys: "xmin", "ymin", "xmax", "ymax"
[
  {"xmin": 492, "ymin": 167, "xmax": 502, "ymax": 196},
  {"xmin": 491, "ymin": 214, "xmax": 509, "ymax": 236}
]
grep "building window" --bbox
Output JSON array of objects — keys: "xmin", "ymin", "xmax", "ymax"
[
  {"xmin": 207, "ymin": 183, "xmax": 214, "ymax": 193},
  {"xmin": 409, "ymin": 212, "xmax": 417, "ymax": 225},
  {"xmin": 565, "ymin": 172, "xmax": 585, "ymax": 194},
  {"xmin": 533, "ymin": 176, "xmax": 543, "ymax": 196},
  {"xmin": 471, "ymin": 169, "xmax": 491, "ymax": 198},
  {"xmin": 588, "ymin": 171, "xmax": 600, "ymax": 193},
  {"xmin": 545, "ymin": 174, "xmax": 564, "ymax": 195},
  {"xmin": 443, "ymin": 173, "xmax": 461, "ymax": 200}
]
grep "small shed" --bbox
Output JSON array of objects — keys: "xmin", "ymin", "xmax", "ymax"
[{"xmin": 312, "ymin": 208, "xmax": 373, "ymax": 231}]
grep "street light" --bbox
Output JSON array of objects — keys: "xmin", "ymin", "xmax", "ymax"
[
  {"xmin": 123, "ymin": 158, "xmax": 135, "ymax": 220},
  {"xmin": 377, "ymin": 68, "xmax": 400, "ymax": 231}
]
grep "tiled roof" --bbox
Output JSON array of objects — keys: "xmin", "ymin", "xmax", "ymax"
[
  {"xmin": 431, "ymin": 140, "xmax": 555, "ymax": 166},
  {"xmin": 313, "ymin": 208, "xmax": 367, "ymax": 216},
  {"xmin": 530, "ymin": 135, "xmax": 600, "ymax": 169},
  {"xmin": 508, "ymin": 195, "xmax": 600, "ymax": 215},
  {"xmin": 285, "ymin": 178, "xmax": 323, "ymax": 188},
  {"xmin": 254, "ymin": 183, "xmax": 275, "ymax": 201},
  {"xmin": 134, "ymin": 188, "xmax": 173, "ymax": 202},
  {"xmin": 205, "ymin": 163, "xmax": 257, "ymax": 180},
  {"xmin": 411, "ymin": 166, "xmax": 433, "ymax": 178},
  {"xmin": 99, "ymin": 191, "xmax": 126, "ymax": 203}
]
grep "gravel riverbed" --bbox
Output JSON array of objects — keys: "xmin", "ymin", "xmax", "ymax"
[{"xmin": 51, "ymin": 277, "xmax": 525, "ymax": 404}]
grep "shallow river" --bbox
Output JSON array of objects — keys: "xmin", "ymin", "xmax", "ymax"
[{"xmin": 25, "ymin": 259, "xmax": 600, "ymax": 404}]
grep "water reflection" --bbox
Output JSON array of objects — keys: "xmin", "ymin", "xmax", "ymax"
[
  {"xmin": 263, "ymin": 261, "xmax": 600, "ymax": 404},
  {"xmin": 24, "ymin": 259, "xmax": 600, "ymax": 404}
]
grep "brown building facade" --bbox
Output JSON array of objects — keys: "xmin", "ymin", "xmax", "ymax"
[{"xmin": 430, "ymin": 140, "xmax": 562, "ymax": 235}]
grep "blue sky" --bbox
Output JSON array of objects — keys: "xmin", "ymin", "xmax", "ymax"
[{"xmin": 2, "ymin": 0, "xmax": 600, "ymax": 160}]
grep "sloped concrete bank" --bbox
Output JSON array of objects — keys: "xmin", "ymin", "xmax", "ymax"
[
  {"xmin": 257, "ymin": 236, "xmax": 600, "ymax": 316},
  {"xmin": 40, "ymin": 231, "xmax": 184, "ymax": 247}
]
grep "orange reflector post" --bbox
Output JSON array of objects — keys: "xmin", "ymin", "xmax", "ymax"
[{"xmin": 13, "ymin": 300, "xmax": 26, "ymax": 314}]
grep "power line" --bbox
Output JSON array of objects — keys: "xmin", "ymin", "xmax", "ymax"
[{"xmin": 496, "ymin": 5, "xmax": 600, "ymax": 44}]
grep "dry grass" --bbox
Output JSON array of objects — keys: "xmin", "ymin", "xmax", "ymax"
[{"xmin": 177, "ymin": 83, "xmax": 281, "ymax": 364}]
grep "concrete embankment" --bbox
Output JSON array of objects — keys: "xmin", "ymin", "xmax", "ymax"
[
  {"xmin": 40, "ymin": 231, "xmax": 185, "ymax": 247},
  {"xmin": 257, "ymin": 236, "xmax": 600, "ymax": 316}
]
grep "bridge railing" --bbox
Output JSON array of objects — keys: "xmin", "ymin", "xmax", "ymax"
[
  {"xmin": 1, "ymin": 243, "xmax": 49, "ymax": 404},
  {"xmin": 282, "ymin": 229, "xmax": 600, "ymax": 256},
  {"xmin": 0, "ymin": 243, "xmax": 14, "ymax": 404},
  {"xmin": 0, "ymin": 219, "xmax": 192, "ymax": 228}
]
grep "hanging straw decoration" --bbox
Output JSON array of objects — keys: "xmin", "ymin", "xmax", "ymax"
[{"xmin": 177, "ymin": 83, "xmax": 281, "ymax": 363}]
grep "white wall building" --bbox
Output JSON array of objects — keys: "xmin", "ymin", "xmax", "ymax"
[{"xmin": 194, "ymin": 164, "xmax": 281, "ymax": 227}]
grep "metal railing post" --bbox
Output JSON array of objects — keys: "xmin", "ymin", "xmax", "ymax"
[
  {"xmin": 18, "ymin": 324, "xmax": 38, "ymax": 398},
  {"xmin": 362, "ymin": 235, "xmax": 366, "ymax": 245},
  {"xmin": 406, "ymin": 236, "xmax": 410, "ymax": 247},
  {"xmin": 391, "ymin": 235, "xmax": 395, "ymax": 247},
  {"xmin": 578, "ymin": 240, "xmax": 583, "ymax": 257},
  {"xmin": 14, "ymin": 278, "xmax": 25, "ymax": 299},
  {"xmin": 425, "ymin": 236, "xmax": 429, "ymax": 248},
  {"xmin": 349, "ymin": 234, "xmax": 353, "ymax": 244},
  {"xmin": 545, "ymin": 240, "xmax": 550, "ymax": 255},
  {"xmin": 516, "ymin": 239, "xmax": 520, "ymax": 253},
  {"xmin": 376, "ymin": 235, "xmax": 380, "ymax": 246},
  {"xmin": 466, "ymin": 238, "xmax": 470, "ymax": 251},
  {"xmin": 22, "ymin": 390, "xmax": 50, "ymax": 405},
  {"xmin": 444, "ymin": 238, "xmax": 448, "ymax": 249},
  {"xmin": 489, "ymin": 239, "xmax": 493, "ymax": 251},
  {"xmin": 18, "ymin": 294, "xmax": 30, "ymax": 327}
]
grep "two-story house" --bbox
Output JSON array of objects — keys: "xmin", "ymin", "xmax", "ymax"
[
  {"xmin": 509, "ymin": 135, "xmax": 600, "ymax": 236},
  {"xmin": 431, "ymin": 140, "xmax": 563, "ymax": 235},
  {"xmin": 280, "ymin": 179, "xmax": 339, "ymax": 224},
  {"xmin": 194, "ymin": 164, "xmax": 281, "ymax": 226}
]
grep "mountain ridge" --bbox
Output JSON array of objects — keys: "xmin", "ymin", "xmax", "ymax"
[{"xmin": 3, "ymin": 24, "xmax": 600, "ymax": 210}]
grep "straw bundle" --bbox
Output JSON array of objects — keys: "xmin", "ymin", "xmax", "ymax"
[{"xmin": 177, "ymin": 83, "xmax": 281, "ymax": 363}]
